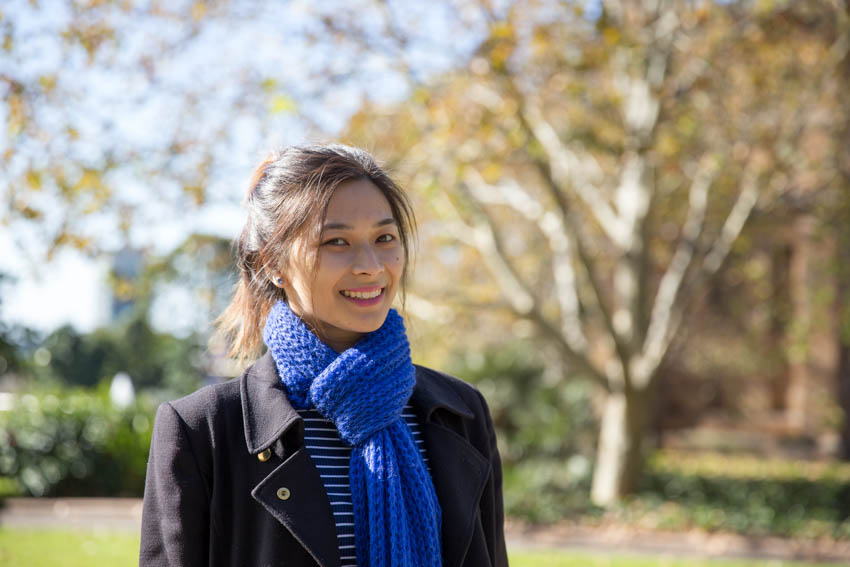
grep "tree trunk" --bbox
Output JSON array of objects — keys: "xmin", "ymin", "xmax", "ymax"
[
  {"xmin": 786, "ymin": 213, "xmax": 815, "ymax": 431},
  {"xmin": 837, "ymin": 0, "xmax": 850, "ymax": 462},
  {"xmin": 839, "ymin": 341, "xmax": 850, "ymax": 459},
  {"xmin": 769, "ymin": 243, "xmax": 792, "ymax": 411},
  {"xmin": 591, "ymin": 386, "xmax": 650, "ymax": 506}
]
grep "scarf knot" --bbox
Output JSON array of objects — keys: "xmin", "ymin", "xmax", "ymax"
[{"xmin": 263, "ymin": 301, "xmax": 442, "ymax": 567}]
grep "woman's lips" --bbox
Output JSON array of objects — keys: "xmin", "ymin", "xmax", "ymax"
[{"xmin": 340, "ymin": 286, "xmax": 385, "ymax": 306}]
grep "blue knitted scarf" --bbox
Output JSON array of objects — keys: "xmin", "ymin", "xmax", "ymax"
[{"xmin": 262, "ymin": 300, "xmax": 442, "ymax": 567}]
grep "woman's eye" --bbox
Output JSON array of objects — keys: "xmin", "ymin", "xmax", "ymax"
[
  {"xmin": 324, "ymin": 237, "xmax": 346, "ymax": 246},
  {"xmin": 377, "ymin": 233, "xmax": 395, "ymax": 243}
]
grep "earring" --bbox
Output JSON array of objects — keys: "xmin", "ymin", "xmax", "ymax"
[{"xmin": 276, "ymin": 277, "xmax": 284, "ymax": 286}]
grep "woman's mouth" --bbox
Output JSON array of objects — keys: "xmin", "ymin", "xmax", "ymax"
[{"xmin": 340, "ymin": 287, "xmax": 385, "ymax": 306}]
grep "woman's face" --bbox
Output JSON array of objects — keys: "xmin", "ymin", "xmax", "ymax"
[{"xmin": 277, "ymin": 178, "xmax": 405, "ymax": 352}]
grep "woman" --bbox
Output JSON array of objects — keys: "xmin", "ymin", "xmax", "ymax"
[{"xmin": 139, "ymin": 144, "xmax": 508, "ymax": 567}]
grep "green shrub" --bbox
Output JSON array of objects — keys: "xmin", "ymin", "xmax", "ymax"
[
  {"xmin": 635, "ymin": 451, "xmax": 850, "ymax": 539},
  {"xmin": 0, "ymin": 389, "xmax": 155, "ymax": 497},
  {"xmin": 32, "ymin": 319, "xmax": 203, "ymax": 394},
  {"xmin": 446, "ymin": 344, "xmax": 600, "ymax": 522},
  {"xmin": 503, "ymin": 457, "xmax": 599, "ymax": 522},
  {"xmin": 447, "ymin": 344, "xmax": 598, "ymax": 466}
]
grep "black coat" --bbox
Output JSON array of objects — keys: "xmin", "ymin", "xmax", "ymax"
[{"xmin": 139, "ymin": 352, "xmax": 508, "ymax": 567}]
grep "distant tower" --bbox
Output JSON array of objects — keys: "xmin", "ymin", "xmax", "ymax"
[{"xmin": 111, "ymin": 247, "xmax": 144, "ymax": 322}]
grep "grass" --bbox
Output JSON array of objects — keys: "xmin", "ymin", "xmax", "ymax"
[
  {"xmin": 0, "ymin": 528, "xmax": 141, "ymax": 567},
  {"xmin": 0, "ymin": 528, "xmax": 846, "ymax": 567},
  {"xmin": 508, "ymin": 550, "xmax": 848, "ymax": 567}
]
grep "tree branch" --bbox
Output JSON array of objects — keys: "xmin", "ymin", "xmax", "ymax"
[
  {"xmin": 525, "ymin": 155, "xmax": 634, "ymax": 381},
  {"xmin": 703, "ymin": 166, "xmax": 759, "ymax": 275},
  {"xmin": 639, "ymin": 155, "xmax": 720, "ymax": 385},
  {"xmin": 464, "ymin": 169, "xmax": 588, "ymax": 353},
  {"xmin": 635, "ymin": 160, "xmax": 759, "ymax": 387},
  {"xmin": 445, "ymin": 179, "xmax": 610, "ymax": 389},
  {"xmin": 519, "ymin": 101, "xmax": 630, "ymax": 248}
]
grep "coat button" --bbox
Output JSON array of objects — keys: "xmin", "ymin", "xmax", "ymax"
[
  {"xmin": 276, "ymin": 487, "xmax": 291, "ymax": 501},
  {"xmin": 257, "ymin": 449, "xmax": 272, "ymax": 462}
]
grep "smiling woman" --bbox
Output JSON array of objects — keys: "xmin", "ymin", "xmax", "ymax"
[
  {"xmin": 138, "ymin": 144, "xmax": 507, "ymax": 567},
  {"xmin": 275, "ymin": 178, "xmax": 406, "ymax": 352}
]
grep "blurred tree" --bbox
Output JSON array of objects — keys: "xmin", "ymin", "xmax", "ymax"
[
  {"xmin": 836, "ymin": 0, "xmax": 850, "ymax": 460},
  {"xmin": 0, "ymin": 273, "xmax": 39, "ymax": 379},
  {"xmin": 0, "ymin": 0, "xmax": 480, "ymax": 259},
  {"xmin": 35, "ymin": 313, "xmax": 202, "ymax": 395},
  {"xmin": 22, "ymin": 234, "xmax": 236, "ymax": 394},
  {"xmin": 0, "ymin": 0, "xmax": 308, "ymax": 258},
  {"xmin": 662, "ymin": 1, "xmax": 849, "ymax": 440},
  {"xmin": 143, "ymin": 233, "xmax": 237, "ymax": 338},
  {"xmin": 837, "ymin": 193, "xmax": 850, "ymax": 459},
  {"xmin": 342, "ymin": 0, "xmax": 848, "ymax": 504},
  {"xmin": 36, "ymin": 324, "xmax": 105, "ymax": 388}
]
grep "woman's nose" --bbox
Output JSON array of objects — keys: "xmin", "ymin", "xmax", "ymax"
[{"xmin": 352, "ymin": 244, "xmax": 384, "ymax": 275}]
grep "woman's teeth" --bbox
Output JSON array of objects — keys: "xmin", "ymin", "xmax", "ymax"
[{"xmin": 342, "ymin": 288, "xmax": 382, "ymax": 299}]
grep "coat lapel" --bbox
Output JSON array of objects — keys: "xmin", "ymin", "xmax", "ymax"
[
  {"xmin": 241, "ymin": 353, "xmax": 340, "ymax": 567},
  {"xmin": 413, "ymin": 366, "xmax": 491, "ymax": 567},
  {"xmin": 251, "ymin": 448, "xmax": 340, "ymax": 567}
]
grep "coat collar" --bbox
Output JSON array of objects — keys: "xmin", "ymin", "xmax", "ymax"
[
  {"xmin": 241, "ymin": 351, "xmax": 474, "ymax": 455},
  {"xmin": 240, "ymin": 351, "xmax": 300, "ymax": 454},
  {"xmin": 411, "ymin": 365, "xmax": 475, "ymax": 421}
]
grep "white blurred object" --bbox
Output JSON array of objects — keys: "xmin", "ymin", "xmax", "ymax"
[
  {"xmin": 0, "ymin": 392, "xmax": 14, "ymax": 412},
  {"xmin": 109, "ymin": 372, "xmax": 135, "ymax": 409}
]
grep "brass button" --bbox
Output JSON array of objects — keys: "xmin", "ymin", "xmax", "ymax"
[
  {"xmin": 276, "ymin": 487, "xmax": 291, "ymax": 501},
  {"xmin": 257, "ymin": 449, "xmax": 272, "ymax": 462}
]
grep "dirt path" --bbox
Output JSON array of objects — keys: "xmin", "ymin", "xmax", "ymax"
[
  {"xmin": 0, "ymin": 497, "xmax": 144, "ymax": 531},
  {"xmin": 2, "ymin": 498, "xmax": 848, "ymax": 563},
  {"xmin": 506, "ymin": 520, "xmax": 850, "ymax": 564}
]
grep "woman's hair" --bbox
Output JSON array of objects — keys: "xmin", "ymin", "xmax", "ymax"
[{"xmin": 215, "ymin": 143, "xmax": 416, "ymax": 361}]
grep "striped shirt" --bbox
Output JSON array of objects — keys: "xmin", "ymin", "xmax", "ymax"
[{"xmin": 297, "ymin": 405, "xmax": 429, "ymax": 567}]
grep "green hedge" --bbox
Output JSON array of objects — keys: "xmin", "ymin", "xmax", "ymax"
[
  {"xmin": 0, "ymin": 389, "xmax": 155, "ymax": 497},
  {"xmin": 501, "ymin": 450, "xmax": 850, "ymax": 540},
  {"xmin": 633, "ymin": 451, "xmax": 850, "ymax": 539},
  {"xmin": 503, "ymin": 457, "xmax": 597, "ymax": 523}
]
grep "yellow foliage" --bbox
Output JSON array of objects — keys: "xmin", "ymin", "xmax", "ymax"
[
  {"xmin": 601, "ymin": 26, "xmax": 620, "ymax": 46},
  {"xmin": 191, "ymin": 2, "xmax": 207, "ymax": 21},
  {"xmin": 76, "ymin": 169, "xmax": 103, "ymax": 191},
  {"xmin": 489, "ymin": 22, "xmax": 514, "ymax": 41},
  {"xmin": 184, "ymin": 184, "xmax": 205, "ymax": 206},
  {"xmin": 15, "ymin": 202, "xmax": 42, "ymax": 220},
  {"xmin": 270, "ymin": 94, "xmax": 296, "ymax": 115},
  {"xmin": 25, "ymin": 170, "xmax": 42, "ymax": 190},
  {"xmin": 531, "ymin": 28, "xmax": 551, "ymax": 56},
  {"xmin": 7, "ymin": 94, "xmax": 25, "ymax": 136},
  {"xmin": 755, "ymin": 0, "xmax": 781, "ymax": 16},
  {"xmin": 113, "ymin": 278, "xmax": 137, "ymax": 301},
  {"xmin": 482, "ymin": 163, "xmax": 502, "ymax": 184},
  {"xmin": 63, "ymin": 22, "xmax": 116, "ymax": 61},
  {"xmin": 656, "ymin": 132, "xmax": 679, "ymax": 158},
  {"xmin": 38, "ymin": 75, "xmax": 57, "ymax": 93}
]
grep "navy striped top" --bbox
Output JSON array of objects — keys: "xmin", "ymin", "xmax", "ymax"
[{"xmin": 297, "ymin": 405, "xmax": 429, "ymax": 567}]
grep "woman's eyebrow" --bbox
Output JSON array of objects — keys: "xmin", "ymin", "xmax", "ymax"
[{"xmin": 323, "ymin": 218, "xmax": 397, "ymax": 230}]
